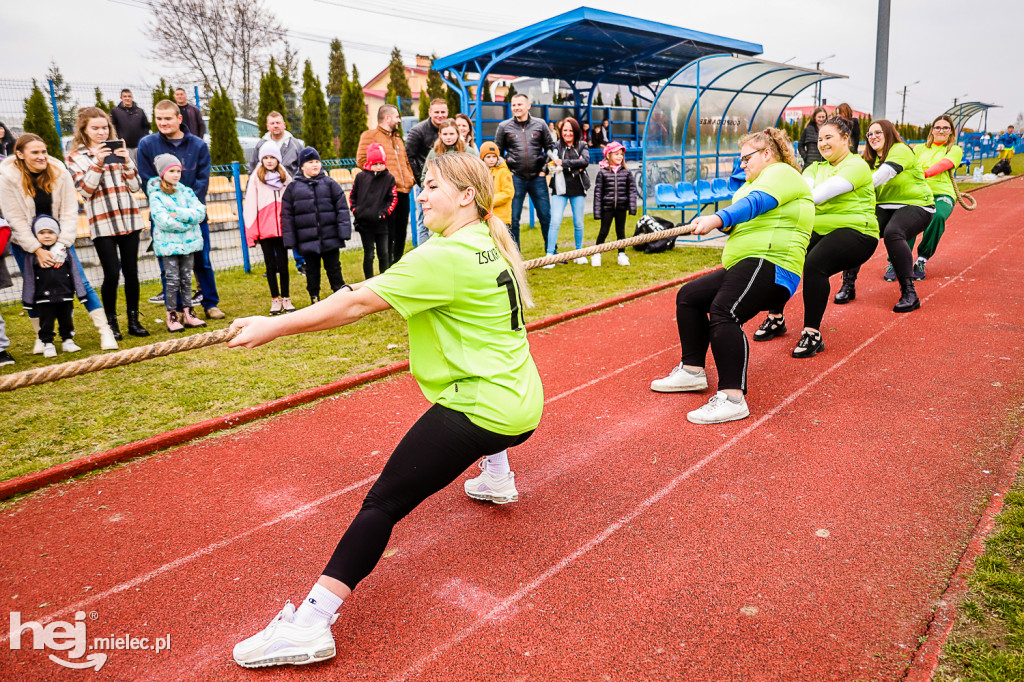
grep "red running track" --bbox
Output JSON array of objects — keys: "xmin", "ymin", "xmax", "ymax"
[{"xmin": 2, "ymin": 179, "xmax": 1023, "ymax": 680}]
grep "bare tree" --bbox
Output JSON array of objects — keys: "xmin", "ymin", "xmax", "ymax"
[{"xmin": 144, "ymin": 0, "xmax": 282, "ymax": 116}]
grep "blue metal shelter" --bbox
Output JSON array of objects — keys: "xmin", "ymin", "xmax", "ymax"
[
  {"xmin": 432, "ymin": 6, "xmax": 762, "ymax": 141},
  {"xmin": 942, "ymin": 101, "xmax": 999, "ymax": 136}
]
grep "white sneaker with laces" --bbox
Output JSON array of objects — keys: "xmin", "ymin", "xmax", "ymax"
[
  {"xmin": 542, "ymin": 263, "xmax": 556, "ymax": 269},
  {"xmin": 591, "ymin": 253, "xmax": 602, "ymax": 267},
  {"xmin": 650, "ymin": 363, "xmax": 708, "ymax": 393},
  {"xmin": 233, "ymin": 602, "xmax": 337, "ymax": 669},
  {"xmin": 687, "ymin": 391, "xmax": 749, "ymax": 424},
  {"xmin": 34, "ymin": 338, "xmax": 45, "ymax": 354},
  {"xmin": 617, "ymin": 253, "xmax": 630, "ymax": 266},
  {"xmin": 573, "ymin": 256, "xmax": 589, "ymax": 265},
  {"xmin": 61, "ymin": 339, "xmax": 82, "ymax": 353},
  {"xmin": 464, "ymin": 460, "xmax": 519, "ymax": 504},
  {"xmin": 42, "ymin": 343, "xmax": 57, "ymax": 358}
]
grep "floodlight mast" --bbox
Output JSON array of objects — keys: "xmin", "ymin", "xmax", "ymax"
[{"xmin": 873, "ymin": 0, "xmax": 890, "ymax": 119}]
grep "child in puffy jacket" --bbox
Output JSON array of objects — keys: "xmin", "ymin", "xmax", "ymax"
[
  {"xmin": 349, "ymin": 142, "xmax": 397, "ymax": 279},
  {"xmin": 20, "ymin": 215, "xmax": 87, "ymax": 358},
  {"xmin": 592, "ymin": 142, "xmax": 638, "ymax": 267},
  {"xmin": 244, "ymin": 140, "xmax": 294, "ymax": 315},
  {"xmin": 148, "ymin": 153, "xmax": 207, "ymax": 332},
  {"xmin": 480, "ymin": 141, "xmax": 514, "ymax": 226}
]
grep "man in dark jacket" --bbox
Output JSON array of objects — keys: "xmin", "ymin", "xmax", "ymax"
[
  {"xmin": 495, "ymin": 93, "xmax": 556, "ymax": 247},
  {"xmin": 405, "ymin": 98, "xmax": 448, "ymax": 246},
  {"xmin": 110, "ymin": 89, "xmax": 150, "ymax": 162},
  {"xmin": 174, "ymin": 88, "xmax": 207, "ymax": 139},
  {"xmin": 138, "ymin": 99, "xmax": 223, "ymax": 319}
]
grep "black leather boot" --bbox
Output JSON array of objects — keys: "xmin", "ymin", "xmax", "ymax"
[
  {"xmin": 833, "ymin": 269, "xmax": 858, "ymax": 305},
  {"xmin": 893, "ymin": 277, "xmax": 921, "ymax": 313},
  {"xmin": 126, "ymin": 310, "xmax": 150, "ymax": 337},
  {"xmin": 105, "ymin": 312, "xmax": 123, "ymax": 341}
]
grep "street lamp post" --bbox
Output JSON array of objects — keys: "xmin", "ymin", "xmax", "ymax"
[
  {"xmin": 814, "ymin": 54, "xmax": 836, "ymax": 106},
  {"xmin": 897, "ymin": 80, "xmax": 920, "ymax": 125}
]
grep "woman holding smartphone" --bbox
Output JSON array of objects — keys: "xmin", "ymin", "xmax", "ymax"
[{"xmin": 66, "ymin": 107, "xmax": 148, "ymax": 338}]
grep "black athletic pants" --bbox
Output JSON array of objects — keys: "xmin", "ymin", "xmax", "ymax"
[
  {"xmin": 37, "ymin": 302, "xmax": 74, "ymax": 344},
  {"xmin": 844, "ymin": 205, "xmax": 932, "ymax": 283},
  {"xmin": 322, "ymin": 404, "xmax": 534, "ymax": 590},
  {"xmin": 771, "ymin": 229, "xmax": 877, "ymax": 329},
  {"xmin": 360, "ymin": 231, "xmax": 390, "ymax": 279},
  {"xmin": 93, "ymin": 231, "xmax": 141, "ymax": 314},
  {"xmin": 388, "ymin": 192, "xmax": 410, "ymax": 264},
  {"xmin": 597, "ymin": 208, "xmax": 628, "ymax": 253},
  {"xmin": 259, "ymin": 237, "xmax": 289, "ymax": 299},
  {"xmin": 303, "ymin": 248, "xmax": 345, "ymax": 302},
  {"xmin": 676, "ymin": 258, "xmax": 791, "ymax": 393}
]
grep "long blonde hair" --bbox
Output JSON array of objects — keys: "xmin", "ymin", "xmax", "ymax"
[
  {"xmin": 425, "ymin": 152, "xmax": 533, "ymax": 308},
  {"xmin": 739, "ymin": 127, "xmax": 799, "ymax": 170}
]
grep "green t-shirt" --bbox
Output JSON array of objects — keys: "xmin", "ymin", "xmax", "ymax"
[
  {"xmin": 914, "ymin": 143, "xmax": 963, "ymax": 199},
  {"xmin": 803, "ymin": 154, "xmax": 878, "ymax": 237},
  {"xmin": 874, "ymin": 142, "xmax": 934, "ymax": 206},
  {"xmin": 365, "ymin": 222, "xmax": 543, "ymax": 436},
  {"xmin": 722, "ymin": 162, "xmax": 815, "ymax": 275}
]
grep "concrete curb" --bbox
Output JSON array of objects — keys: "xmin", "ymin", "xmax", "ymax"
[{"xmin": 0, "ymin": 267, "xmax": 717, "ymax": 501}]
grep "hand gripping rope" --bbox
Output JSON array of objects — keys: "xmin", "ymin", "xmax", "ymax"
[{"xmin": 0, "ymin": 223, "xmax": 697, "ymax": 393}]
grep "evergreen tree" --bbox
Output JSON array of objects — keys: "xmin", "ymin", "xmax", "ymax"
[
  {"xmin": 418, "ymin": 93, "xmax": 429, "ymax": 121},
  {"xmin": 326, "ymin": 39, "xmax": 348, "ymax": 141},
  {"xmin": 279, "ymin": 40, "xmax": 302, "ymax": 137},
  {"xmin": 257, "ymin": 59, "xmax": 287, "ymax": 136},
  {"xmin": 209, "ymin": 89, "xmax": 246, "ymax": 165},
  {"xmin": 339, "ymin": 65, "xmax": 367, "ymax": 159},
  {"xmin": 23, "ymin": 80, "xmax": 62, "ymax": 157},
  {"xmin": 613, "ymin": 90, "xmax": 622, "ymax": 107},
  {"xmin": 45, "ymin": 61, "xmax": 76, "ymax": 132},
  {"xmin": 94, "ymin": 87, "xmax": 115, "ymax": 114},
  {"xmin": 552, "ymin": 91, "xmax": 562, "ymax": 105},
  {"xmin": 151, "ymin": 78, "xmax": 175, "ymax": 132},
  {"xmin": 384, "ymin": 47, "xmax": 413, "ymax": 116},
  {"xmin": 446, "ymin": 85, "xmax": 460, "ymax": 116},
  {"xmin": 504, "ymin": 83, "xmax": 517, "ymax": 102},
  {"xmin": 425, "ymin": 55, "xmax": 447, "ymax": 101},
  {"xmin": 301, "ymin": 60, "xmax": 332, "ymax": 156},
  {"xmin": 481, "ymin": 80, "xmax": 493, "ymax": 103},
  {"xmin": 595, "ymin": 91, "xmax": 604, "ymax": 106}
]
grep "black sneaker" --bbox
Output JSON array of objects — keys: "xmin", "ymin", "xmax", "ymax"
[
  {"xmin": 792, "ymin": 330, "xmax": 824, "ymax": 359},
  {"xmin": 0, "ymin": 349, "xmax": 14, "ymax": 366},
  {"xmin": 191, "ymin": 289, "xmax": 204, "ymax": 306},
  {"xmin": 883, "ymin": 263, "xmax": 897, "ymax": 282},
  {"xmin": 297, "ymin": 264, "xmax": 307, "ymax": 276},
  {"xmin": 912, "ymin": 258, "xmax": 926, "ymax": 281},
  {"xmin": 148, "ymin": 292, "xmax": 165, "ymax": 305},
  {"xmin": 753, "ymin": 315, "xmax": 786, "ymax": 342}
]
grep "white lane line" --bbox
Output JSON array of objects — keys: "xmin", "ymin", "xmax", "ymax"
[{"xmin": 391, "ymin": 226, "xmax": 1024, "ymax": 682}]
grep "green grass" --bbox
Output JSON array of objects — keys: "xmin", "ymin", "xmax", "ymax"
[
  {"xmin": 0, "ymin": 215, "xmax": 721, "ymax": 481},
  {"xmin": 957, "ymin": 154, "xmax": 1022, "ymax": 192}
]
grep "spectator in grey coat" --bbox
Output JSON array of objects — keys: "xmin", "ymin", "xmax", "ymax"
[{"xmin": 248, "ymin": 111, "xmax": 304, "ymax": 177}]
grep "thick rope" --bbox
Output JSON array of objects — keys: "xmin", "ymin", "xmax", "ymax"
[
  {"xmin": 950, "ymin": 171, "xmax": 978, "ymax": 211},
  {"xmin": 1, "ymin": 223, "xmax": 697, "ymax": 392}
]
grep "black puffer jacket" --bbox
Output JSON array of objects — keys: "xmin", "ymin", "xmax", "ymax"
[
  {"xmin": 495, "ymin": 116, "xmax": 556, "ymax": 179},
  {"xmin": 800, "ymin": 122, "xmax": 824, "ymax": 165},
  {"xmin": 592, "ymin": 166, "xmax": 638, "ymax": 219},
  {"xmin": 281, "ymin": 172, "xmax": 352, "ymax": 255}
]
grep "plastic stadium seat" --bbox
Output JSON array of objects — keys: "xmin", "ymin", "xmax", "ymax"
[
  {"xmin": 337, "ymin": 168, "xmax": 352, "ymax": 183},
  {"xmin": 208, "ymin": 176, "xmax": 233, "ymax": 194},
  {"xmin": 695, "ymin": 180, "xmax": 714, "ymax": 203},
  {"xmin": 655, "ymin": 184, "xmax": 680, "ymax": 206},
  {"xmin": 350, "ymin": 167, "xmax": 361, "ymax": 179},
  {"xmin": 711, "ymin": 178, "xmax": 733, "ymax": 201},
  {"xmin": 328, "ymin": 169, "xmax": 346, "ymax": 183},
  {"xmin": 675, "ymin": 182, "xmax": 696, "ymax": 204},
  {"xmin": 207, "ymin": 202, "xmax": 237, "ymax": 223},
  {"xmin": 238, "ymin": 174, "xmax": 249, "ymax": 188}
]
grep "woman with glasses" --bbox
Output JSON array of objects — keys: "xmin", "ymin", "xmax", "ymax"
[
  {"xmin": 833, "ymin": 120, "xmax": 934, "ymax": 312},
  {"xmin": 751, "ymin": 117, "xmax": 878, "ymax": 358},
  {"xmin": 908, "ymin": 115, "xmax": 962, "ymax": 280},
  {"xmin": 649, "ymin": 128, "xmax": 813, "ymax": 424}
]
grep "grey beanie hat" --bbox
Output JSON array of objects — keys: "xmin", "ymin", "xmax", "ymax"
[
  {"xmin": 31, "ymin": 214, "xmax": 61, "ymax": 236},
  {"xmin": 154, "ymin": 153, "xmax": 182, "ymax": 178}
]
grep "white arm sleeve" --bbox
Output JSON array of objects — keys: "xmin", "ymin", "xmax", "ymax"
[
  {"xmin": 872, "ymin": 162, "xmax": 900, "ymax": 187},
  {"xmin": 811, "ymin": 176, "xmax": 856, "ymax": 205}
]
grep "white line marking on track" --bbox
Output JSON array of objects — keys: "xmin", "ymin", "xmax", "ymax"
[{"xmin": 391, "ymin": 226, "xmax": 1024, "ymax": 682}]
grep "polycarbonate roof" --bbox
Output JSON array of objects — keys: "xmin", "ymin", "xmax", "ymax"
[
  {"xmin": 943, "ymin": 102, "xmax": 1000, "ymax": 132},
  {"xmin": 432, "ymin": 7, "xmax": 762, "ymax": 86}
]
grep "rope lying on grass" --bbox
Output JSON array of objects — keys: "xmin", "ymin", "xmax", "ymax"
[{"xmin": 0, "ymin": 223, "xmax": 697, "ymax": 393}]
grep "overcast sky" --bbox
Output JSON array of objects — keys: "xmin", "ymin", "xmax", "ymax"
[{"xmin": 4, "ymin": 0, "xmax": 1022, "ymax": 129}]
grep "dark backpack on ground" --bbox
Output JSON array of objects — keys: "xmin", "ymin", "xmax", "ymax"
[
  {"xmin": 631, "ymin": 215, "xmax": 677, "ymax": 254},
  {"xmin": 991, "ymin": 158, "xmax": 1012, "ymax": 176}
]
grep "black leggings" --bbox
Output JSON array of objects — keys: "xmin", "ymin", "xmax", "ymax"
[
  {"xmin": 259, "ymin": 237, "xmax": 289, "ymax": 298},
  {"xmin": 676, "ymin": 258, "xmax": 791, "ymax": 393},
  {"xmin": 597, "ymin": 208, "xmax": 628, "ymax": 253},
  {"xmin": 93, "ymin": 231, "xmax": 141, "ymax": 313},
  {"xmin": 303, "ymin": 248, "xmax": 345, "ymax": 301},
  {"xmin": 360, "ymin": 231, "xmax": 390, "ymax": 279},
  {"xmin": 322, "ymin": 404, "xmax": 534, "ymax": 590},
  {"xmin": 845, "ymin": 205, "xmax": 932, "ymax": 283},
  {"xmin": 772, "ymin": 229, "xmax": 877, "ymax": 329},
  {"xmin": 388, "ymin": 192, "xmax": 410, "ymax": 264}
]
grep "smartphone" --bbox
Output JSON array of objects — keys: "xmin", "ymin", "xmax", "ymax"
[{"xmin": 102, "ymin": 139, "xmax": 125, "ymax": 164}]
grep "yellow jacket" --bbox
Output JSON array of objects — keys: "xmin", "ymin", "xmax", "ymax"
[{"xmin": 488, "ymin": 161, "xmax": 514, "ymax": 225}]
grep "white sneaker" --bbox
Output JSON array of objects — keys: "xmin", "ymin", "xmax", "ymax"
[
  {"xmin": 233, "ymin": 602, "xmax": 337, "ymax": 669},
  {"xmin": 464, "ymin": 460, "xmax": 519, "ymax": 504},
  {"xmin": 34, "ymin": 338, "xmax": 45, "ymax": 355},
  {"xmin": 542, "ymin": 263, "xmax": 556, "ymax": 269},
  {"xmin": 573, "ymin": 256, "xmax": 589, "ymax": 265},
  {"xmin": 650, "ymin": 363, "xmax": 708, "ymax": 393},
  {"xmin": 42, "ymin": 343, "xmax": 57, "ymax": 358},
  {"xmin": 591, "ymin": 253, "xmax": 602, "ymax": 267},
  {"xmin": 687, "ymin": 391, "xmax": 750, "ymax": 425},
  {"xmin": 617, "ymin": 253, "xmax": 630, "ymax": 266},
  {"xmin": 61, "ymin": 339, "xmax": 82, "ymax": 353}
]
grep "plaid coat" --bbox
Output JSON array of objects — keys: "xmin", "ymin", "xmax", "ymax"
[{"xmin": 66, "ymin": 146, "xmax": 143, "ymax": 239}]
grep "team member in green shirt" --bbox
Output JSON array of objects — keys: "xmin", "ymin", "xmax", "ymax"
[
  {"xmin": 910, "ymin": 115, "xmax": 963, "ymax": 280},
  {"xmin": 227, "ymin": 152, "xmax": 543, "ymax": 669},
  {"xmin": 650, "ymin": 128, "xmax": 814, "ymax": 424},
  {"xmin": 834, "ymin": 119, "xmax": 934, "ymax": 312},
  {"xmin": 752, "ymin": 117, "xmax": 878, "ymax": 358}
]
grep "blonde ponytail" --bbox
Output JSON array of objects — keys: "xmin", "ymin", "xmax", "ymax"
[
  {"xmin": 740, "ymin": 127, "xmax": 799, "ymax": 170},
  {"xmin": 426, "ymin": 153, "xmax": 534, "ymax": 308}
]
